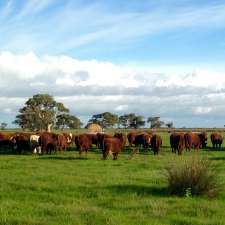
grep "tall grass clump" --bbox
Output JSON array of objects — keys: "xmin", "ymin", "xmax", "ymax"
[{"xmin": 166, "ymin": 157, "xmax": 219, "ymax": 198}]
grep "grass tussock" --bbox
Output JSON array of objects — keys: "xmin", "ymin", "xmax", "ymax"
[{"xmin": 166, "ymin": 157, "xmax": 219, "ymax": 198}]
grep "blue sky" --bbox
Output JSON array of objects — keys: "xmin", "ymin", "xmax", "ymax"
[
  {"xmin": 1, "ymin": 0, "xmax": 225, "ymax": 127},
  {"xmin": 1, "ymin": 0, "xmax": 225, "ymax": 63}
]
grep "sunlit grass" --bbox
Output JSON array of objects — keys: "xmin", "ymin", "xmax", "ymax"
[{"xmin": 0, "ymin": 132, "xmax": 225, "ymax": 225}]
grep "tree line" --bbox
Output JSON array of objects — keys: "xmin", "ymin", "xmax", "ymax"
[{"xmin": 13, "ymin": 94, "xmax": 173, "ymax": 132}]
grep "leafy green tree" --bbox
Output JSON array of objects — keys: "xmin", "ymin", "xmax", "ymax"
[
  {"xmin": 88, "ymin": 112, "xmax": 119, "ymax": 128},
  {"xmin": 0, "ymin": 122, "xmax": 7, "ymax": 130},
  {"xmin": 119, "ymin": 113, "xmax": 145, "ymax": 129},
  {"xmin": 118, "ymin": 115, "xmax": 130, "ymax": 128},
  {"xmin": 147, "ymin": 117, "xmax": 164, "ymax": 128},
  {"xmin": 56, "ymin": 114, "xmax": 82, "ymax": 130},
  {"xmin": 129, "ymin": 115, "xmax": 145, "ymax": 129},
  {"xmin": 165, "ymin": 122, "xmax": 173, "ymax": 128},
  {"xmin": 14, "ymin": 94, "xmax": 69, "ymax": 132}
]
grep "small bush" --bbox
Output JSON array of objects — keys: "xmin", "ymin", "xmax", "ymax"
[{"xmin": 166, "ymin": 157, "xmax": 219, "ymax": 198}]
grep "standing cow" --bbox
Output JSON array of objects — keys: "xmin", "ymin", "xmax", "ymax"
[
  {"xmin": 198, "ymin": 132, "xmax": 208, "ymax": 148},
  {"xmin": 11, "ymin": 133, "xmax": 31, "ymax": 154},
  {"xmin": 184, "ymin": 132, "xmax": 201, "ymax": 151},
  {"xmin": 170, "ymin": 132, "xmax": 185, "ymax": 155},
  {"xmin": 0, "ymin": 133, "xmax": 15, "ymax": 152},
  {"xmin": 134, "ymin": 132, "xmax": 152, "ymax": 149},
  {"xmin": 96, "ymin": 133, "xmax": 113, "ymax": 150},
  {"xmin": 102, "ymin": 133, "xmax": 126, "ymax": 160},
  {"xmin": 30, "ymin": 134, "xmax": 41, "ymax": 154},
  {"xmin": 75, "ymin": 134, "xmax": 92, "ymax": 155},
  {"xmin": 151, "ymin": 134, "xmax": 162, "ymax": 155},
  {"xmin": 39, "ymin": 132, "xmax": 58, "ymax": 154},
  {"xmin": 127, "ymin": 131, "xmax": 137, "ymax": 147},
  {"xmin": 211, "ymin": 133, "xmax": 223, "ymax": 149}
]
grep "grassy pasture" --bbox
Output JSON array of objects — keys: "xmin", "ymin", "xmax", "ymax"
[{"xmin": 0, "ymin": 132, "xmax": 225, "ymax": 225}]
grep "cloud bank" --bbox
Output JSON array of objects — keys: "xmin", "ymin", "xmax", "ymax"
[{"xmin": 0, "ymin": 51, "xmax": 225, "ymax": 127}]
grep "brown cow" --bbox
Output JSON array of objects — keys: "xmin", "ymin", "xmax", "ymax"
[
  {"xmin": 97, "ymin": 133, "xmax": 113, "ymax": 150},
  {"xmin": 39, "ymin": 132, "xmax": 58, "ymax": 154},
  {"xmin": 10, "ymin": 133, "xmax": 31, "ymax": 154},
  {"xmin": 102, "ymin": 133, "xmax": 126, "ymax": 160},
  {"xmin": 184, "ymin": 132, "xmax": 201, "ymax": 151},
  {"xmin": 134, "ymin": 132, "xmax": 152, "ymax": 149},
  {"xmin": 75, "ymin": 134, "xmax": 92, "ymax": 155},
  {"xmin": 198, "ymin": 132, "xmax": 208, "ymax": 148},
  {"xmin": 86, "ymin": 133, "xmax": 99, "ymax": 147},
  {"xmin": 127, "ymin": 131, "xmax": 137, "ymax": 147},
  {"xmin": 62, "ymin": 133, "xmax": 73, "ymax": 146},
  {"xmin": 211, "ymin": 133, "xmax": 223, "ymax": 149},
  {"xmin": 151, "ymin": 134, "xmax": 162, "ymax": 155},
  {"xmin": 0, "ymin": 133, "xmax": 15, "ymax": 152},
  {"xmin": 170, "ymin": 132, "xmax": 185, "ymax": 155},
  {"xmin": 57, "ymin": 134, "xmax": 69, "ymax": 151}
]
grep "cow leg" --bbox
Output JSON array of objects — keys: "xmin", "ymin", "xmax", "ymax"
[
  {"xmin": 113, "ymin": 152, "xmax": 118, "ymax": 160},
  {"xmin": 37, "ymin": 146, "xmax": 42, "ymax": 154},
  {"xmin": 102, "ymin": 151, "xmax": 108, "ymax": 160}
]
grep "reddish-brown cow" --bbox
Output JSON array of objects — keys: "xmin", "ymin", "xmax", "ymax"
[
  {"xmin": 102, "ymin": 133, "xmax": 126, "ymax": 160},
  {"xmin": 170, "ymin": 132, "xmax": 185, "ymax": 155},
  {"xmin": 151, "ymin": 134, "xmax": 162, "ymax": 155},
  {"xmin": 0, "ymin": 133, "xmax": 15, "ymax": 152},
  {"xmin": 75, "ymin": 134, "xmax": 92, "ymax": 155},
  {"xmin": 10, "ymin": 133, "xmax": 31, "ymax": 154},
  {"xmin": 134, "ymin": 132, "xmax": 152, "ymax": 149},
  {"xmin": 57, "ymin": 134, "xmax": 69, "ymax": 151},
  {"xmin": 39, "ymin": 132, "xmax": 58, "ymax": 154},
  {"xmin": 127, "ymin": 131, "xmax": 137, "ymax": 147},
  {"xmin": 96, "ymin": 133, "xmax": 113, "ymax": 150},
  {"xmin": 184, "ymin": 132, "xmax": 201, "ymax": 151},
  {"xmin": 211, "ymin": 133, "xmax": 223, "ymax": 149}
]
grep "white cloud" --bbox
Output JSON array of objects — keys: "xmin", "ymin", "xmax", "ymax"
[
  {"xmin": 193, "ymin": 106, "xmax": 212, "ymax": 115},
  {"xmin": 157, "ymin": 69, "xmax": 225, "ymax": 89},
  {"xmin": 0, "ymin": 51, "xmax": 225, "ymax": 127},
  {"xmin": 115, "ymin": 105, "xmax": 129, "ymax": 112},
  {"xmin": 1, "ymin": 1, "xmax": 225, "ymax": 53}
]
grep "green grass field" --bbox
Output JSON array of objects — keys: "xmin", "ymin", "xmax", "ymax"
[{"xmin": 1, "ymin": 132, "xmax": 225, "ymax": 225}]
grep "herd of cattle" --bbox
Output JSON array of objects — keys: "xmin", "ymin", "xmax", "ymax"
[{"xmin": 0, "ymin": 130, "xmax": 223, "ymax": 159}]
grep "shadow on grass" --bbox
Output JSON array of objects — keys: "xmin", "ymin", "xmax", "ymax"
[
  {"xmin": 210, "ymin": 156, "xmax": 225, "ymax": 161},
  {"xmin": 106, "ymin": 184, "xmax": 168, "ymax": 197},
  {"xmin": 202, "ymin": 146, "xmax": 225, "ymax": 152},
  {"xmin": 37, "ymin": 156, "xmax": 89, "ymax": 160}
]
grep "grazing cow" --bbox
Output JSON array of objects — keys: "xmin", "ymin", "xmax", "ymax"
[
  {"xmin": 39, "ymin": 132, "xmax": 58, "ymax": 154},
  {"xmin": 57, "ymin": 134, "xmax": 69, "ymax": 151},
  {"xmin": 102, "ymin": 133, "xmax": 126, "ymax": 160},
  {"xmin": 30, "ymin": 134, "xmax": 41, "ymax": 154},
  {"xmin": 11, "ymin": 133, "xmax": 31, "ymax": 154},
  {"xmin": 151, "ymin": 134, "xmax": 162, "ymax": 155},
  {"xmin": 184, "ymin": 132, "xmax": 201, "ymax": 151},
  {"xmin": 96, "ymin": 133, "xmax": 113, "ymax": 150},
  {"xmin": 63, "ymin": 133, "xmax": 73, "ymax": 146},
  {"xmin": 211, "ymin": 133, "xmax": 223, "ymax": 149},
  {"xmin": 75, "ymin": 134, "xmax": 92, "ymax": 155},
  {"xmin": 134, "ymin": 132, "xmax": 152, "ymax": 149},
  {"xmin": 170, "ymin": 132, "xmax": 185, "ymax": 155},
  {"xmin": 86, "ymin": 133, "xmax": 99, "ymax": 147},
  {"xmin": 127, "ymin": 131, "xmax": 137, "ymax": 147},
  {"xmin": 0, "ymin": 133, "xmax": 15, "ymax": 152},
  {"xmin": 198, "ymin": 132, "xmax": 208, "ymax": 148}
]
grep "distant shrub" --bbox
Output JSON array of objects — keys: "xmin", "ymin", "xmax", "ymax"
[{"xmin": 166, "ymin": 157, "xmax": 219, "ymax": 198}]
